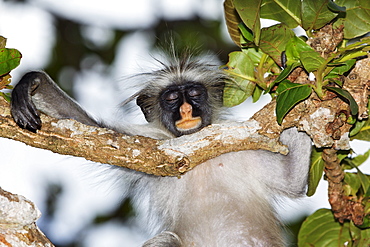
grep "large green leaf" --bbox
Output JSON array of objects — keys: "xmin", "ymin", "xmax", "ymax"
[
  {"xmin": 224, "ymin": 0, "xmax": 243, "ymax": 46},
  {"xmin": 336, "ymin": 0, "xmax": 370, "ymax": 39},
  {"xmin": 298, "ymin": 209, "xmax": 352, "ymax": 246},
  {"xmin": 259, "ymin": 24, "xmax": 295, "ymax": 66},
  {"xmin": 0, "ymin": 48, "xmax": 22, "ymax": 76},
  {"xmin": 234, "ymin": 0, "xmax": 262, "ymax": 45},
  {"xmin": 223, "ymin": 51, "xmax": 256, "ymax": 107},
  {"xmin": 307, "ymin": 148, "xmax": 325, "ymax": 197},
  {"xmin": 276, "ymin": 80, "xmax": 312, "ymax": 124},
  {"xmin": 260, "ymin": 0, "xmax": 301, "ymax": 28},
  {"xmin": 301, "ymin": 0, "xmax": 339, "ymax": 31}
]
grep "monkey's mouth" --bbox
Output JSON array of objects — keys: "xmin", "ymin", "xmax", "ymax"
[{"xmin": 175, "ymin": 117, "xmax": 202, "ymax": 131}]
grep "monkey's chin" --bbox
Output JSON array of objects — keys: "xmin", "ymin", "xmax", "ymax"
[{"xmin": 175, "ymin": 117, "xmax": 202, "ymax": 132}]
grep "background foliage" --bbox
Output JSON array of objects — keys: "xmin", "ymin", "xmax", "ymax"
[{"xmin": 223, "ymin": 0, "xmax": 370, "ymax": 246}]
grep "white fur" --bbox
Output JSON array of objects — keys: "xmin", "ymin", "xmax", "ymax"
[{"xmin": 119, "ymin": 128, "xmax": 311, "ymax": 246}]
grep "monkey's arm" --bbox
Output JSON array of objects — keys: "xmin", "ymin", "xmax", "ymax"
[
  {"xmin": 262, "ymin": 128, "xmax": 312, "ymax": 197},
  {"xmin": 11, "ymin": 71, "xmax": 99, "ymax": 132}
]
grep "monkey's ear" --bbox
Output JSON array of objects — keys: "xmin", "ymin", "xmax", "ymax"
[{"xmin": 137, "ymin": 94, "xmax": 155, "ymax": 122}]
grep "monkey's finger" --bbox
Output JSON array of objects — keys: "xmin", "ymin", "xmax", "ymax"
[
  {"xmin": 12, "ymin": 103, "xmax": 41, "ymax": 132},
  {"xmin": 11, "ymin": 89, "xmax": 42, "ymax": 132}
]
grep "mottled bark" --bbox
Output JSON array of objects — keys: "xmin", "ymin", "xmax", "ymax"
[{"xmin": 0, "ymin": 187, "xmax": 54, "ymax": 247}]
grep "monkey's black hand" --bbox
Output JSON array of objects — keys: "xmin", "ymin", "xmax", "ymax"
[{"xmin": 11, "ymin": 72, "xmax": 42, "ymax": 132}]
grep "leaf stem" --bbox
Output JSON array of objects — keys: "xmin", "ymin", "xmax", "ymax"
[{"xmin": 256, "ymin": 53, "xmax": 269, "ymax": 89}]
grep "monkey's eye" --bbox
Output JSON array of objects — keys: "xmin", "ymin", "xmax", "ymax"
[
  {"xmin": 164, "ymin": 92, "xmax": 179, "ymax": 103},
  {"xmin": 188, "ymin": 88, "xmax": 203, "ymax": 98}
]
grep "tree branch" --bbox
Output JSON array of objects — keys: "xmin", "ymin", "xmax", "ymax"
[
  {"xmin": 0, "ymin": 57, "xmax": 368, "ymax": 178},
  {"xmin": 323, "ymin": 147, "xmax": 365, "ymax": 225},
  {"xmin": 1, "ymin": 48, "xmax": 369, "ymax": 176},
  {"xmin": 0, "ymin": 98, "xmax": 287, "ymax": 176},
  {"xmin": 0, "ymin": 187, "xmax": 54, "ymax": 247}
]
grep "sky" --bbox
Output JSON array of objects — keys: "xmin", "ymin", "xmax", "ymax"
[{"xmin": 1, "ymin": 0, "xmax": 369, "ymax": 246}]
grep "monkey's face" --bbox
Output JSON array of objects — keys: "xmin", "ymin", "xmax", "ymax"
[{"xmin": 159, "ymin": 83, "xmax": 212, "ymax": 137}]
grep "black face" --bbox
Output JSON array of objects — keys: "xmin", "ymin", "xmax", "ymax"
[{"xmin": 159, "ymin": 83, "xmax": 212, "ymax": 137}]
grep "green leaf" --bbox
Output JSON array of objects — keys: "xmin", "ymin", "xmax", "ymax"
[
  {"xmin": 350, "ymin": 99, "xmax": 370, "ymax": 140},
  {"xmin": 356, "ymin": 170, "xmax": 370, "ymax": 195},
  {"xmin": 301, "ymin": 0, "xmax": 338, "ymax": 31},
  {"xmin": 344, "ymin": 173, "xmax": 361, "ymax": 197},
  {"xmin": 267, "ymin": 61, "xmax": 301, "ymax": 92},
  {"xmin": 345, "ymin": 160, "xmax": 370, "ymax": 194},
  {"xmin": 234, "ymin": 0, "xmax": 262, "ymax": 45},
  {"xmin": 285, "ymin": 36, "xmax": 315, "ymax": 58},
  {"xmin": 0, "ymin": 92, "xmax": 11, "ymax": 102},
  {"xmin": 344, "ymin": 149, "xmax": 370, "ymax": 169},
  {"xmin": 325, "ymin": 86, "xmax": 359, "ymax": 115},
  {"xmin": 285, "ymin": 36, "xmax": 325, "ymax": 72},
  {"xmin": 307, "ymin": 148, "xmax": 325, "ymax": 197},
  {"xmin": 224, "ymin": 0, "xmax": 243, "ymax": 46},
  {"xmin": 300, "ymin": 50, "xmax": 326, "ymax": 72},
  {"xmin": 252, "ymin": 85, "xmax": 263, "ymax": 102},
  {"xmin": 0, "ymin": 48, "xmax": 22, "ymax": 76},
  {"xmin": 238, "ymin": 23, "xmax": 254, "ymax": 42},
  {"xmin": 275, "ymin": 61, "xmax": 301, "ymax": 83},
  {"xmin": 350, "ymin": 126, "xmax": 370, "ymax": 143},
  {"xmin": 223, "ymin": 51, "xmax": 256, "ymax": 107},
  {"xmin": 350, "ymin": 119, "xmax": 367, "ymax": 138},
  {"xmin": 276, "ymin": 81, "xmax": 312, "ymax": 124},
  {"xmin": 241, "ymin": 47, "xmax": 264, "ymax": 66},
  {"xmin": 324, "ymin": 59, "xmax": 356, "ymax": 80},
  {"xmin": 336, "ymin": 0, "xmax": 370, "ymax": 39},
  {"xmin": 224, "ymin": 81, "xmax": 255, "ymax": 107},
  {"xmin": 260, "ymin": 0, "xmax": 301, "ymax": 28},
  {"xmin": 285, "ymin": 38, "xmax": 300, "ymax": 61},
  {"xmin": 350, "ymin": 220, "xmax": 370, "ymax": 242},
  {"xmin": 259, "ymin": 24, "xmax": 295, "ymax": 66},
  {"xmin": 298, "ymin": 209, "xmax": 352, "ymax": 246}
]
